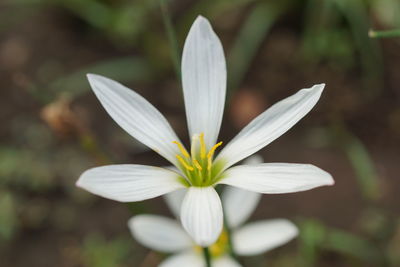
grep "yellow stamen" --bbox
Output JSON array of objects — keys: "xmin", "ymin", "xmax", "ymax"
[
  {"xmin": 199, "ymin": 133, "xmax": 206, "ymax": 159},
  {"xmin": 206, "ymin": 141, "xmax": 223, "ymax": 171},
  {"xmin": 176, "ymin": 155, "xmax": 194, "ymax": 171},
  {"xmin": 209, "ymin": 230, "xmax": 229, "ymax": 258},
  {"xmin": 172, "ymin": 141, "xmax": 190, "ymax": 158},
  {"xmin": 207, "ymin": 156, "xmax": 212, "ymax": 171},
  {"xmin": 193, "ymin": 159, "xmax": 203, "ymax": 171},
  {"xmin": 207, "ymin": 141, "xmax": 223, "ymax": 159},
  {"xmin": 209, "ymin": 245, "xmax": 222, "ymax": 257}
]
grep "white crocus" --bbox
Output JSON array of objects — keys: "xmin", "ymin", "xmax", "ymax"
[
  {"xmin": 76, "ymin": 15, "xmax": 334, "ymax": 246},
  {"xmin": 129, "ymin": 184, "xmax": 298, "ymax": 267}
]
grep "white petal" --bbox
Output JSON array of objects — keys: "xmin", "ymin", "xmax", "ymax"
[
  {"xmin": 180, "ymin": 187, "xmax": 223, "ymax": 246},
  {"xmin": 87, "ymin": 74, "xmax": 182, "ymax": 165},
  {"xmin": 222, "ymin": 187, "xmax": 261, "ymax": 229},
  {"xmin": 216, "ymin": 84, "xmax": 325, "ymax": 169},
  {"xmin": 164, "ymin": 188, "xmax": 187, "ymax": 219},
  {"xmin": 182, "ymin": 16, "xmax": 226, "ymax": 148},
  {"xmin": 219, "ymin": 163, "xmax": 334, "ymax": 194},
  {"xmin": 242, "ymin": 154, "xmax": 264, "ymax": 165},
  {"xmin": 221, "ymin": 154, "xmax": 264, "ymax": 228},
  {"xmin": 76, "ymin": 165, "xmax": 185, "ymax": 202},
  {"xmin": 163, "ymin": 165, "xmax": 181, "ymax": 173},
  {"xmin": 213, "ymin": 255, "xmax": 243, "ymax": 267},
  {"xmin": 160, "ymin": 251, "xmax": 203, "ymax": 267},
  {"xmin": 128, "ymin": 215, "xmax": 192, "ymax": 253},
  {"xmin": 232, "ymin": 219, "xmax": 298, "ymax": 256}
]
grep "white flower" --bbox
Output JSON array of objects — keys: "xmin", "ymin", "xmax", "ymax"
[
  {"xmin": 129, "ymin": 184, "xmax": 298, "ymax": 267},
  {"xmin": 76, "ymin": 15, "xmax": 334, "ymax": 246}
]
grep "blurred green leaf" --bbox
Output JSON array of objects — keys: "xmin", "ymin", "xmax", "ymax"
[
  {"xmin": 5, "ymin": 0, "xmax": 159, "ymax": 44},
  {"xmin": 58, "ymin": 0, "xmax": 113, "ymax": 30},
  {"xmin": 0, "ymin": 191, "xmax": 18, "ymax": 241},
  {"xmin": 109, "ymin": 1, "xmax": 158, "ymax": 43},
  {"xmin": 324, "ymin": 229, "xmax": 382, "ymax": 264},
  {"xmin": 81, "ymin": 233, "xmax": 131, "ymax": 267},
  {"xmin": 333, "ymin": 0, "xmax": 383, "ymax": 96},
  {"xmin": 302, "ymin": 0, "xmax": 355, "ymax": 70},
  {"xmin": 302, "ymin": 0, "xmax": 383, "ymax": 96},
  {"xmin": 299, "ymin": 219, "xmax": 385, "ymax": 266},
  {"xmin": 180, "ymin": 0, "xmax": 257, "ymax": 24},
  {"xmin": 46, "ymin": 57, "xmax": 153, "ymax": 101},
  {"xmin": 228, "ymin": 0, "xmax": 289, "ymax": 92},
  {"xmin": 159, "ymin": 0, "xmax": 181, "ymax": 80},
  {"xmin": 0, "ymin": 147, "xmax": 53, "ymax": 191},
  {"xmin": 344, "ymin": 136, "xmax": 380, "ymax": 200},
  {"xmin": 331, "ymin": 122, "xmax": 381, "ymax": 201},
  {"xmin": 359, "ymin": 208, "xmax": 390, "ymax": 239},
  {"xmin": 298, "ymin": 219, "xmax": 326, "ymax": 266}
]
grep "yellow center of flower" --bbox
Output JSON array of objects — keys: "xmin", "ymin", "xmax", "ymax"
[
  {"xmin": 173, "ymin": 133, "xmax": 224, "ymax": 186},
  {"xmin": 194, "ymin": 230, "xmax": 230, "ymax": 258},
  {"xmin": 209, "ymin": 230, "xmax": 229, "ymax": 258}
]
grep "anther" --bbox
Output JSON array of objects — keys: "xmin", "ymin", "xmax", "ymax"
[
  {"xmin": 199, "ymin": 133, "xmax": 206, "ymax": 159},
  {"xmin": 207, "ymin": 141, "xmax": 223, "ymax": 159},
  {"xmin": 176, "ymin": 155, "xmax": 194, "ymax": 171},
  {"xmin": 172, "ymin": 141, "xmax": 190, "ymax": 158},
  {"xmin": 206, "ymin": 141, "xmax": 223, "ymax": 171}
]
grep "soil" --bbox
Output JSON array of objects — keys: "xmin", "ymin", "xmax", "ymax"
[{"xmin": 1, "ymin": 5, "xmax": 399, "ymax": 267}]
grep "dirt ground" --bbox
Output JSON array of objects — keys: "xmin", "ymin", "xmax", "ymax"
[{"xmin": 1, "ymin": 5, "xmax": 399, "ymax": 267}]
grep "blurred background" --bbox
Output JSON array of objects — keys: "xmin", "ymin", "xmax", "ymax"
[{"xmin": 0, "ymin": 0, "xmax": 399, "ymax": 266}]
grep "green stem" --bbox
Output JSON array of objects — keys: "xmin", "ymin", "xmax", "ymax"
[
  {"xmin": 369, "ymin": 29, "xmax": 400, "ymax": 39},
  {"xmin": 203, "ymin": 247, "xmax": 212, "ymax": 267},
  {"xmin": 224, "ymin": 219, "xmax": 238, "ymax": 259},
  {"xmin": 159, "ymin": 0, "xmax": 181, "ymax": 80},
  {"xmin": 218, "ymin": 187, "xmax": 238, "ymax": 260}
]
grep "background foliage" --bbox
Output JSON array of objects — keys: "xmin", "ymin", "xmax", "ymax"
[{"xmin": 1, "ymin": 0, "xmax": 400, "ymax": 266}]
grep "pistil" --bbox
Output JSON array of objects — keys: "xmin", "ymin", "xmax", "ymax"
[{"xmin": 172, "ymin": 133, "xmax": 223, "ymax": 186}]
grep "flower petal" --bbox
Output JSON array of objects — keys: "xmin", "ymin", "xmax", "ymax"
[
  {"xmin": 76, "ymin": 165, "xmax": 185, "ymax": 202},
  {"xmin": 164, "ymin": 188, "xmax": 187, "ymax": 218},
  {"xmin": 242, "ymin": 154, "xmax": 263, "ymax": 165},
  {"xmin": 182, "ymin": 16, "xmax": 226, "ymax": 148},
  {"xmin": 160, "ymin": 251, "xmax": 203, "ymax": 267},
  {"xmin": 213, "ymin": 255, "xmax": 243, "ymax": 267},
  {"xmin": 161, "ymin": 252, "xmax": 243, "ymax": 267},
  {"xmin": 128, "ymin": 215, "xmax": 192, "ymax": 253},
  {"xmin": 87, "ymin": 74, "xmax": 182, "ymax": 165},
  {"xmin": 216, "ymin": 84, "xmax": 325, "ymax": 169},
  {"xmin": 232, "ymin": 219, "xmax": 298, "ymax": 256},
  {"xmin": 180, "ymin": 186, "xmax": 223, "ymax": 246},
  {"xmin": 219, "ymin": 163, "xmax": 334, "ymax": 194},
  {"xmin": 222, "ymin": 187, "xmax": 261, "ymax": 229},
  {"xmin": 221, "ymin": 154, "xmax": 264, "ymax": 228}
]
